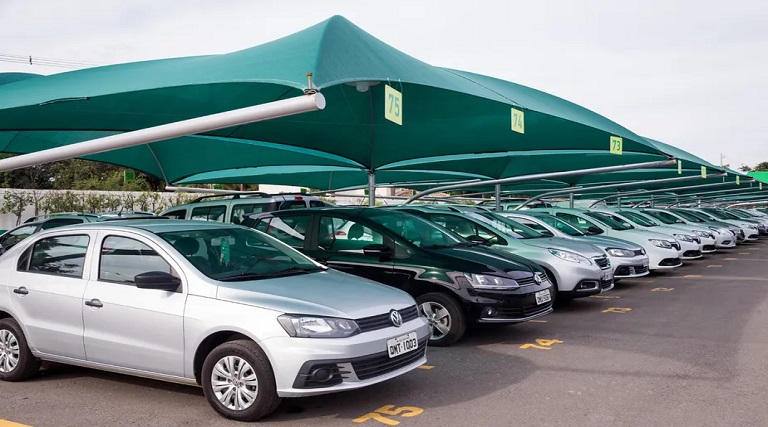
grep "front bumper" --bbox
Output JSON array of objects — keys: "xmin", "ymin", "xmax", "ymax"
[
  {"xmin": 263, "ymin": 317, "xmax": 430, "ymax": 397},
  {"xmin": 678, "ymin": 240, "xmax": 703, "ymax": 259},
  {"xmin": 547, "ymin": 258, "xmax": 611, "ymax": 294},
  {"xmin": 469, "ymin": 284, "xmax": 554, "ymax": 323},
  {"xmin": 646, "ymin": 245, "xmax": 684, "ymax": 270},
  {"xmin": 610, "ymin": 255, "xmax": 651, "ymax": 278}
]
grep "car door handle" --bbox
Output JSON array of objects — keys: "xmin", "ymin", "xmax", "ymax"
[
  {"xmin": 13, "ymin": 287, "xmax": 28, "ymax": 295},
  {"xmin": 84, "ymin": 299, "xmax": 103, "ymax": 308}
]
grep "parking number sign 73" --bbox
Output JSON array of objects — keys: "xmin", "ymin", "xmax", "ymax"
[
  {"xmin": 385, "ymin": 85, "xmax": 402, "ymax": 125},
  {"xmin": 610, "ymin": 136, "xmax": 623, "ymax": 155}
]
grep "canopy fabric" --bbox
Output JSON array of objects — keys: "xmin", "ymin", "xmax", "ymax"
[
  {"xmin": 747, "ymin": 171, "xmax": 768, "ymax": 183},
  {"xmin": 0, "ymin": 73, "xmax": 40, "ymax": 86},
  {"xmin": 0, "ymin": 15, "xmax": 669, "ymax": 184}
]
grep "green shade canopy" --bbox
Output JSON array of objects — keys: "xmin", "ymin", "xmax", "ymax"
[
  {"xmin": 0, "ymin": 73, "xmax": 41, "ymax": 86},
  {"xmin": 0, "ymin": 15, "xmax": 669, "ymax": 185},
  {"xmin": 748, "ymin": 171, "xmax": 768, "ymax": 183}
]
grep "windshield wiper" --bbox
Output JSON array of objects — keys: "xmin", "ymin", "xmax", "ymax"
[
  {"xmin": 422, "ymin": 243, "xmax": 462, "ymax": 249},
  {"xmin": 219, "ymin": 266, "xmax": 324, "ymax": 281}
]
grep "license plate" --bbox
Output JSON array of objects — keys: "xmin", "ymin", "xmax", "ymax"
[
  {"xmin": 602, "ymin": 270, "xmax": 614, "ymax": 281},
  {"xmin": 535, "ymin": 289, "xmax": 551, "ymax": 305},
  {"xmin": 387, "ymin": 332, "xmax": 418, "ymax": 358}
]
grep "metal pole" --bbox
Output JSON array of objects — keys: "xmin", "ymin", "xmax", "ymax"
[
  {"xmin": 404, "ymin": 159, "xmax": 676, "ymax": 204},
  {"xmin": 368, "ymin": 172, "xmax": 376, "ymax": 207},
  {"xmin": 650, "ymin": 194, "xmax": 655, "ymax": 208},
  {"xmin": 569, "ymin": 191, "xmax": 574, "ymax": 208},
  {"xmin": 0, "ymin": 93, "xmax": 326, "ymax": 173},
  {"xmin": 585, "ymin": 174, "xmax": 730, "ymax": 207},
  {"xmin": 494, "ymin": 184, "xmax": 501, "ymax": 210},
  {"xmin": 635, "ymin": 185, "xmax": 760, "ymax": 205}
]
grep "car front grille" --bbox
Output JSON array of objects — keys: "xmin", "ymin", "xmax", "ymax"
[
  {"xmin": 497, "ymin": 301, "xmax": 552, "ymax": 319},
  {"xmin": 615, "ymin": 265, "xmax": 649, "ymax": 276},
  {"xmin": 593, "ymin": 256, "xmax": 610, "ymax": 269},
  {"xmin": 348, "ymin": 338, "xmax": 428, "ymax": 380},
  {"xmin": 683, "ymin": 250, "xmax": 701, "ymax": 257},
  {"xmin": 516, "ymin": 276, "xmax": 536, "ymax": 286},
  {"xmin": 659, "ymin": 257, "xmax": 682, "ymax": 267},
  {"xmin": 357, "ymin": 305, "xmax": 419, "ymax": 333},
  {"xmin": 703, "ymin": 245, "xmax": 715, "ymax": 251},
  {"xmin": 601, "ymin": 278, "xmax": 613, "ymax": 289}
]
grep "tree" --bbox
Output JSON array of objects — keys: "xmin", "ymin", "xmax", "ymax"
[
  {"xmin": 0, "ymin": 190, "xmax": 32, "ymax": 226},
  {"xmin": 740, "ymin": 162, "xmax": 768, "ymax": 173}
]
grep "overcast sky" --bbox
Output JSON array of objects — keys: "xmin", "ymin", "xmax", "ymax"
[{"xmin": 1, "ymin": 0, "xmax": 766, "ymax": 169}]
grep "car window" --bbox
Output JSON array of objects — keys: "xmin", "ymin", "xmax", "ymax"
[
  {"xmin": 163, "ymin": 209, "xmax": 187, "ymax": 220},
  {"xmin": 310, "ymin": 200, "xmax": 328, "ymax": 208},
  {"xmin": 555, "ymin": 212, "xmax": 604, "ymax": 235},
  {"xmin": 278, "ymin": 200, "xmax": 308, "ymax": 210},
  {"xmin": 317, "ymin": 216, "xmax": 383, "ymax": 252},
  {"xmin": 536, "ymin": 215, "xmax": 585, "ymax": 237},
  {"xmin": 514, "ymin": 218, "xmax": 555, "ymax": 236},
  {"xmin": 426, "ymin": 214, "xmax": 503, "ymax": 243},
  {"xmin": 2, "ymin": 224, "xmax": 38, "ymax": 249},
  {"xmin": 585, "ymin": 212, "xmax": 633, "ymax": 230},
  {"xmin": 369, "ymin": 212, "xmax": 462, "ymax": 248},
  {"xmin": 40, "ymin": 218, "xmax": 85, "ymax": 230},
  {"xmin": 230, "ymin": 202, "xmax": 275, "ymax": 225},
  {"xmin": 644, "ymin": 210, "xmax": 678, "ymax": 225},
  {"xmin": 158, "ymin": 227, "xmax": 318, "ymax": 280},
  {"xmin": 672, "ymin": 210, "xmax": 704, "ymax": 222},
  {"xmin": 619, "ymin": 211, "xmax": 658, "ymax": 227},
  {"xmin": 191, "ymin": 205, "xmax": 226, "ymax": 222},
  {"xmin": 23, "ymin": 235, "xmax": 90, "ymax": 278},
  {"xmin": 262, "ymin": 216, "xmax": 309, "ymax": 248},
  {"xmin": 99, "ymin": 236, "xmax": 178, "ymax": 285},
  {"xmin": 468, "ymin": 212, "xmax": 541, "ymax": 239}
]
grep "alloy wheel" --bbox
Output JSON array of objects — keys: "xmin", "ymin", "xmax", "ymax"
[
  {"xmin": 210, "ymin": 355, "xmax": 259, "ymax": 411},
  {"xmin": 0, "ymin": 329, "xmax": 20, "ymax": 373},
  {"xmin": 420, "ymin": 301, "xmax": 451, "ymax": 340}
]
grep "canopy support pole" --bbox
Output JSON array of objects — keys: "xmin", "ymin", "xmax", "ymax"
[
  {"xmin": 650, "ymin": 194, "xmax": 654, "ymax": 208},
  {"xmin": 495, "ymin": 185, "xmax": 501, "ymax": 210},
  {"xmin": 403, "ymin": 159, "xmax": 676, "ymax": 204},
  {"xmin": 368, "ymin": 172, "xmax": 376, "ymax": 207},
  {"xmin": 569, "ymin": 190, "xmax": 575, "ymax": 208},
  {"xmin": 0, "ymin": 93, "xmax": 326, "ymax": 173}
]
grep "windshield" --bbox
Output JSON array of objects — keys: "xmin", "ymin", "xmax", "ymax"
[
  {"xmin": 369, "ymin": 212, "xmax": 463, "ymax": 248},
  {"xmin": 620, "ymin": 211, "xmax": 660, "ymax": 227},
  {"xmin": 467, "ymin": 212, "xmax": 543, "ymax": 239},
  {"xmin": 642, "ymin": 210, "xmax": 678, "ymax": 225},
  {"xmin": 672, "ymin": 209, "xmax": 705, "ymax": 222},
  {"xmin": 535, "ymin": 215, "xmax": 586, "ymax": 237},
  {"xmin": 702, "ymin": 209, "xmax": 730, "ymax": 220},
  {"xmin": 158, "ymin": 227, "xmax": 321, "ymax": 281},
  {"xmin": 585, "ymin": 212, "xmax": 633, "ymax": 231},
  {"xmin": 715, "ymin": 210, "xmax": 740, "ymax": 219}
]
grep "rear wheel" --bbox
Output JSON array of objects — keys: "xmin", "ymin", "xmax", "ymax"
[
  {"xmin": 417, "ymin": 293, "xmax": 465, "ymax": 347},
  {"xmin": 201, "ymin": 340, "xmax": 282, "ymax": 421},
  {"xmin": 0, "ymin": 318, "xmax": 40, "ymax": 382}
]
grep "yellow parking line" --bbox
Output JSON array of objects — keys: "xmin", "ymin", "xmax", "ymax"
[
  {"xmin": 707, "ymin": 265, "xmax": 722, "ymax": 268},
  {"xmin": 628, "ymin": 279, "xmax": 655, "ymax": 283},
  {"xmin": 417, "ymin": 365, "xmax": 435, "ymax": 370},
  {"xmin": 589, "ymin": 295, "xmax": 621, "ymax": 299},
  {"xmin": 739, "ymin": 252, "xmax": 751, "ymax": 255},
  {"xmin": 684, "ymin": 275, "xmax": 703, "ymax": 278},
  {"xmin": 723, "ymin": 258, "xmax": 739, "ymax": 260},
  {"xmin": 528, "ymin": 319, "xmax": 548, "ymax": 323},
  {"xmin": 0, "ymin": 420, "xmax": 32, "ymax": 427}
]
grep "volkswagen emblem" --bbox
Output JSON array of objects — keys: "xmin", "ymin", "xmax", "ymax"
[
  {"xmin": 533, "ymin": 274, "xmax": 542, "ymax": 285},
  {"xmin": 390, "ymin": 309, "xmax": 403, "ymax": 327}
]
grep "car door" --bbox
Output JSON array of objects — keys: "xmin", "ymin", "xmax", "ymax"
[
  {"xmin": 82, "ymin": 231, "xmax": 186, "ymax": 377},
  {"xmin": 305, "ymin": 215, "xmax": 396, "ymax": 285},
  {"xmin": 10, "ymin": 232, "xmax": 93, "ymax": 359}
]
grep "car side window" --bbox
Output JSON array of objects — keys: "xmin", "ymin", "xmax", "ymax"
[
  {"xmin": 279, "ymin": 200, "xmax": 307, "ymax": 210},
  {"xmin": 163, "ymin": 209, "xmax": 187, "ymax": 220},
  {"xmin": 317, "ymin": 216, "xmax": 383, "ymax": 252},
  {"xmin": 263, "ymin": 216, "xmax": 309, "ymax": 248},
  {"xmin": 191, "ymin": 205, "xmax": 226, "ymax": 222},
  {"xmin": 556, "ymin": 213, "xmax": 590, "ymax": 232},
  {"xmin": 2, "ymin": 224, "xmax": 38, "ymax": 249},
  {"xmin": 22, "ymin": 235, "xmax": 90, "ymax": 278},
  {"xmin": 40, "ymin": 218, "xmax": 85, "ymax": 230},
  {"xmin": 99, "ymin": 236, "xmax": 178, "ymax": 285},
  {"xmin": 309, "ymin": 200, "xmax": 327, "ymax": 208},
  {"xmin": 230, "ymin": 203, "xmax": 273, "ymax": 225}
]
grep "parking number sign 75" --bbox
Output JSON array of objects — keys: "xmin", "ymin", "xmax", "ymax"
[{"xmin": 385, "ymin": 85, "xmax": 402, "ymax": 125}]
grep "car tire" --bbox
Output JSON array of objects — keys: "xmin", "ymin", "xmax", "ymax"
[
  {"xmin": 201, "ymin": 339, "xmax": 282, "ymax": 421},
  {"xmin": 0, "ymin": 318, "xmax": 40, "ymax": 382},
  {"xmin": 417, "ymin": 293, "xmax": 466, "ymax": 347}
]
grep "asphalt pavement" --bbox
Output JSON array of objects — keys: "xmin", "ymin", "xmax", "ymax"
[{"xmin": 2, "ymin": 243, "xmax": 768, "ymax": 427}]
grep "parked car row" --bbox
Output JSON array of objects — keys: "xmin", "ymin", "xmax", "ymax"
[{"xmin": 0, "ymin": 194, "xmax": 764, "ymax": 422}]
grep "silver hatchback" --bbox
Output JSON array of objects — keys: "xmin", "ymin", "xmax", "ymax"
[{"xmin": 0, "ymin": 220, "xmax": 429, "ymax": 421}]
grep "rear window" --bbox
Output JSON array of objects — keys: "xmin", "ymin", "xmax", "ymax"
[
  {"xmin": 163, "ymin": 209, "xmax": 187, "ymax": 220},
  {"xmin": 279, "ymin": 200, "xmax": 308, "ymax": 210},
  {"xmin": 191, "ymin": 205, "xmax": 226, "ymax": 222}
]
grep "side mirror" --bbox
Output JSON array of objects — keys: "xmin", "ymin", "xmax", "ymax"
[
  {"xmin": 540, "ymin": 230, "xmax": 554, "ymax": 237},
  {"xmin": 363, "ymin": 244, "xmax": 393, "ymax": 258},
  {"xmin": 467, "ymin": 235, "xmax": 491, "ymax": 246},
  {"xmin": 587, "ymin": 226, "xmax": 602, "ymax": 234},
  {"xmin": 134, "ymin": 271, "xmax": 181, "ymax": 292}
]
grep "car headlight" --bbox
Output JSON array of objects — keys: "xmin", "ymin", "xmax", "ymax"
[
  {"xmin": 606, "ymin": 248, "xmax": 634, "ymax": 257},
  {"xmin": 693, "ymin": 231, "xmax": 713, "ymax": 239},
  {"xmin": 464, "ymin": 273, "xmax": 520, "ymax": 289},
  {"xmin": 707, "ymin": 226, "xmax": 722, "ymax": 234},
  {"xmin": 548, "ymin": 248, "xmax": 592, "ymax": 264},
  {"xmin": 747, "ymin": 224, "xmax": 758, "ymax": 229},
  {"xmin": 278, "ymin": 315, "xmax": 360, "ymax": 338},
  {"xmin": 672, "ymin": 233, "xmax": 695, "ymax": 242},
  {"xmin": 649, "ymin": 239, "xmax": 672, "ymax": 248}
]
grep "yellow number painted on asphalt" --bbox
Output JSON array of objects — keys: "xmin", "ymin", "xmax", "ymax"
[
  {"xmin": 651, "ymin": 287, "xmax": 674, "ymax": 292},
  {"xmin": 602, "ymin": 307, "xmax": 632, "ymax": 313},
  {"xmin": 520, "ymin": 338, "xmax": 563, "ymax": 350},
  {"xmin": 384, "ymin": 85, "xmax": 402, "ymax": 125},
  {"xmin": 354, "ymin": 405, "xmax": 424, "ymax": 425}
]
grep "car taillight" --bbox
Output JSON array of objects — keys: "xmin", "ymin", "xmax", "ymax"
[{"xmin": 335, "ymin": 231, "xmax": 346, "ymax": 236}]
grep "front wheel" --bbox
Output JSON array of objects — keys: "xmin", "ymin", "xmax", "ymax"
[
  {"xmin": 417, "ymin": 293, "xmax": 466, "ymax": 347},
  {"xmin": 201, "ymin": 340, "xmax": 282, "ymax": 421},
  {"xmin": 0, "ymin": 318, "xmax": 40, "ymax": 382}
]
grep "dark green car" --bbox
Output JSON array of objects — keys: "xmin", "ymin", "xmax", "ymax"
[{"xmin": 244, "ymin": 208, "xmax": 554, "ymax": 346}]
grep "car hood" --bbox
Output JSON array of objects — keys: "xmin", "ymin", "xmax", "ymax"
[
  {"xmin": 215, "ymin": 269, "xmax": 415, "ymax": 319},
  {"xmin": 616, "ymin": 228, "xmax": 678, "ymax": 240},
  {"xmin": 427, "ymin": 246, "xmax": 541, "ymax": 280},
  {"xmin": 518, "ymin": 237, "xmax": 604, "ymax": 257},
  {"xmin": 574, "ymin": 235, "xmax": 643, "ymax": 251}
]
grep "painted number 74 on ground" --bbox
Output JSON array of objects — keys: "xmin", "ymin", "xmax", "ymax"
[{"xmin": 520, "ymin": 339, "xmax": 563, "ymax": 350}]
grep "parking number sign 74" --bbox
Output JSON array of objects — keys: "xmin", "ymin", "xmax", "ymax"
[{"xmin": 385, "ymin": 85, "xmax": 402, "ymax": 125}]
